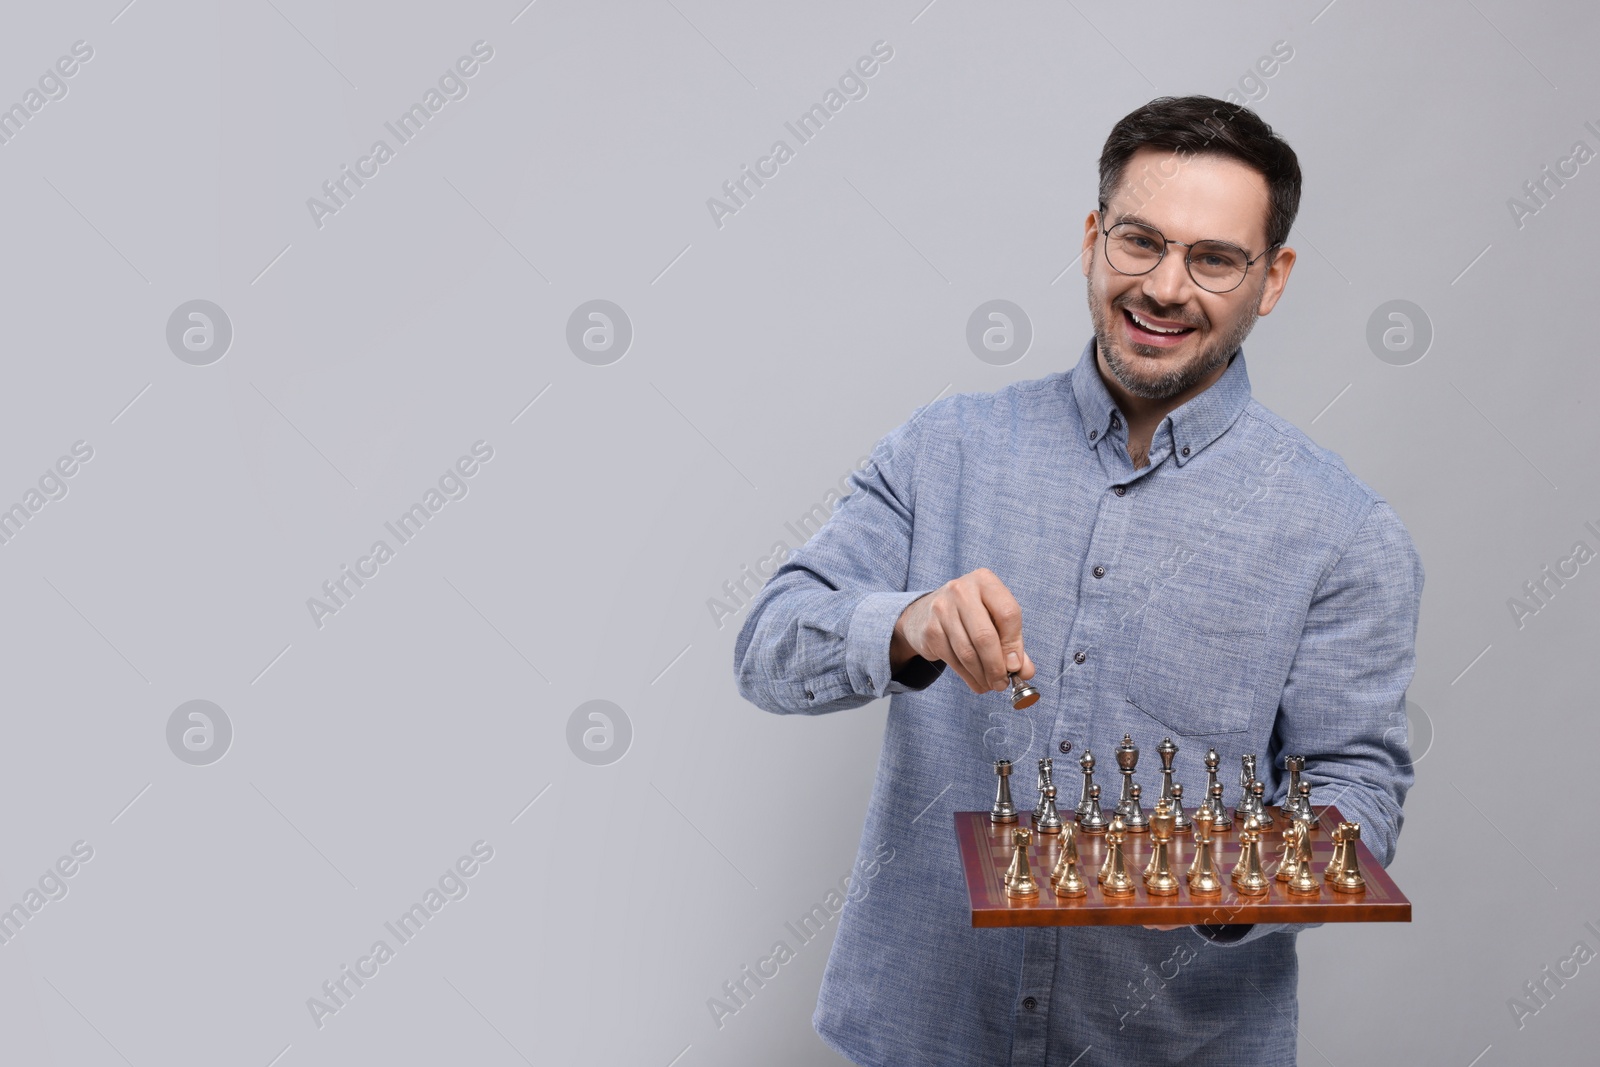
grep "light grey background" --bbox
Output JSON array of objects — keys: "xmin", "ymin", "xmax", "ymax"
[{"xmin": 0, "ymin": 1, "xmax": 1594, "ymax": 1064}]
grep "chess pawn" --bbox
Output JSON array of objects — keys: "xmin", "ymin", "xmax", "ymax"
[
  {"xmin": 1250, "ymin": 779, "xmax": 1274, "ymax": 830},
  {"xmin": 1186, "ymin": 809, "xmax": 1223, "ymax": 894},
  {"xmin": 1156, "ymin": 736, "xmax": 1178, "ymax": 809},
  {"xmin": 1326, "ymin": 822, "xmax": 1367, "ymax": 893},
  {"xmin": 1050, "ymin": 823, "xmax": 1087, "ymax": 897},
  {"xmin": 1203, "ymin": 748, "xmax": 1223, "ymax": 812},
  {"xmin": 1115, "ymin": 734, "xmax": 1140, "ymax": 817},
  {"xmin": 1099, "ymin": 816, "xmax": 1136, "ymax": 896},
  {"xmin": 1275, "ymin": 821, "xmax": 1301, "ymax": 882},
  {"xmin": 1122, "ymin": 782, "xmax": 1150, "ymax": 833},
  {"xmin": 1075, "ymin": 750, "xmax": 1098, "ymax": 819},
  {"xmin": 1169, "ymin": 781, "xmax": 1192, "ymax": 834},
  {"xmin": 1078, "ymin": 782, "xmax": 1109, "ymax": 835},
  {"xmin": 1206, "ymin": 780, "xmax": 1234, "ymax": 832},
  {"xmin": 1294, "ymin": 781, "xmax": 1315, "ymax": 829},
  {"xmin": 991, "ymin": 759, "xmax": 1018, "ymax": 824},
  {"xmin": 1032, "ymin": 757, "xmax": 1054, "ymax": 824},
  {"xmin": 1143, "ymin": 798, "xmax": 1181, "ymax": 896},
  {"xmin": 1004, "ymin": 828, "xmax": 1039, "ymax": 898},
  {"xmin": 1287, "ymin": 820, "xmax": 1320, "ymax": 895},
  {"xmin": 1037, "ymin": 783, "xmax": 1064, "ymax": 835},
  {"xmin": 1232, "ymin": 815, "xmax": 1271, "ymax": 895}
]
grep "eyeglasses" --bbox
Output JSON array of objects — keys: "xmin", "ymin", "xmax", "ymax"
[{"xmin": 1099, "ymin": 214, "xmax": 1276, "ymax": 295}]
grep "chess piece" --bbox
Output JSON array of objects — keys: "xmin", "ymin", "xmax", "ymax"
[
  {"xmin": 1207, "ymin": 780, "xmax": 1234, "ymax": 832},
  {"xmin": 1115, "ymin": 735, "xmax": 1140, "ymax": 817},
  {"xmin": 1187, "ymin": 808, "xmax": 1223, "ymax": 894},
  {"xmin": 1287, "ymin": 819, "xmax": 1320, "ymax": 894},
  {"xmin": 1009, "ymin": 672, "xmax": 1040, "ymax": 710},
  {"xmin": 1037, "ymin": 784, "xmax": 1064, "ymax": 835},
  {"xmin": 1326, "ymin": 821, "xmax": 1367, "ymax": 893},
  {"xmin": 1156, "ymin": 736, "xmax": 1178, "ymax": 809},
  {"xmin": 1099, "ymin": 815, "xmax": 1136, "ymax": 896},
  {"xmin": 991, "ymin": 759, "xmax": 1018, "ymax": 824},
  {"xmin": 1239, "ymin": 754, "xmax": 1257, "ymax": 799},
  {"xmin": 1294, "ymin": 781, "xmax": 1315, "ymax": 830},
  {"xmin": 1122, "ymin": 782, "xmax": 1150, "ymax": 833},
  {"xmin": 1201, "ymin": 750, "xmax": 1231, "ymax": 830},
  {"xmin": 1143, "ymin": 798, "xmax": 1181, "ymax": 896},
  {"xmin": 1078, "ymin": 782, "xmax": 1109, "ymax": 834},
  {"xmin": 1284, "ymin": 756, "xmax": 1310, "ymax": 822},
  {"xmin": 1075, "ymin": 750, "xmax": 1098, "ymax": 819},
  {"xmin": 1249, "ymin": 779, "xmax": 1274, "ymax": 830},
  {"xmin": 1004, "ymin": 828, "xmax": 1039, "ymax": 897},
  {"xmin": 1050, "ymin": 823, "xmax": 1087, "ymax": 896},
  {"xmin": 1032, "ymin": 757, "xmax": 1054, "ymax": 824},
  {"xmin": 1169, "ymin": 781, "xmax": 1192, "ymax": 834},
  {"xmin": 1275, "ymin": 821, "xmax": 1301, "ymax": 882},
  {"xmin": 1232, "ymin": 815, "xmax": 1271, "ymax": 895}
]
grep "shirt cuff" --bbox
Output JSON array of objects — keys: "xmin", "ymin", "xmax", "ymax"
[{"xmin": 845, "ymin": 590, "xmax": 941, "ymax": 699}]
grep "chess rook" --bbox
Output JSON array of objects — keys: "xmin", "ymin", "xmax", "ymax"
[{"xmin": 990, "ymin": 759, "xmax": 1018, "ymax": 824}]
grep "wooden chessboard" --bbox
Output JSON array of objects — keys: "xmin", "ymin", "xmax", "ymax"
[{"xmin": 955, "ymin": 804, "xmax": 1411, "ymax": 928}]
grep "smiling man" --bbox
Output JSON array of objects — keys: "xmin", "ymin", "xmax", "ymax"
[{"xmin": 734, "ymin": 96, "xmax": 1424, "ymax": 1066}]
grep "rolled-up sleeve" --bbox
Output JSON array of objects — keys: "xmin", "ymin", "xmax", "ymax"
[{"xmin": 734, "ymin": 405, "xmax": 947, "ymax": 715}]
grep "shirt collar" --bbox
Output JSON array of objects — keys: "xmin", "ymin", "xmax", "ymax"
[{"xmin": 1068, "ymin": 336, "xmax": 1253, "ymax": 467}]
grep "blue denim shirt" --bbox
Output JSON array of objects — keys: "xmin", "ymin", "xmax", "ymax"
[{"xmin": 733, "ymin": 338, "xmax": 1423, "ymax": 1067}]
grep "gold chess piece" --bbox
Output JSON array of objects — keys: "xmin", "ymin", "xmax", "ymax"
[
  {"xmin": 1143, "ymin": 797, "xmax": 1181, "ymax": 896},
  {"xmin": 1186, "ymin": 807, "xmax": 1223, "ymax": 894},
  {"xmin": 1004, "ymin": 827, "xmax": 1039, "ymax": 897},
  {"xmin": 1050, "ymin": 823, "xmax": 1087, "ymax": 897},
  {"xmin": 1098, "ymin": 813, "xmax": 1124, "ymax": 883},
  {"xmin": 1098, "ymin": 815, "xmax": 1136, "ymax": 896},
  {"xmin": 1325, "ymin": 821, "xmax": 1367, "ymax": 893},
  {"xmin": 1231, "ymin": 815, "xmax": 1271, "ymax": 895},
  {"xmin": 1274, "ymin": 821, "xmax": 1301, "ymax": 883},
  {"xmin": 1286, "ymin": 820, "xmax": 1320, "ymax": 895}
]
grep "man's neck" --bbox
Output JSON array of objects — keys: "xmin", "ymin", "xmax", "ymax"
[{"xmin": 1095, "ymin": 351, "xmax": 1232, "ymax": 469}]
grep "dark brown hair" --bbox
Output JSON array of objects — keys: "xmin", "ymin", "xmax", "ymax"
[{"xmin": 1097, "ymin": 95, "xmax": 1302, "ymax": 254}]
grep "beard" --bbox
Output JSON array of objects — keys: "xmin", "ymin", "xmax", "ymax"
[{"xmin": 1087, "ymin": 272, "xmax": 1263, "ymax": 401}]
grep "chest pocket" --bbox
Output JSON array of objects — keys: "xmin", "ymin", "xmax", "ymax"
[{"xmin": 1123, "ymin": 600, "xmax": 1268, "ymax": 736}]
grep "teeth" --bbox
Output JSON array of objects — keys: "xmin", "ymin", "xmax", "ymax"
[{"xmin": 1130, "ymin": 311, "xmax": 1189, "ymax": 335}]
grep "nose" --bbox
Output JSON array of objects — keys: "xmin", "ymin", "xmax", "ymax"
[{"xmin": 1141, "ymin": 246, "xmax": 1196, "ymax": 309}]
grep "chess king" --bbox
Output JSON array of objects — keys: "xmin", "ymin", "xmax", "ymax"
[{"xmin": 735, "ymin": 93, "xmax": 1424, "ymax": 1067}]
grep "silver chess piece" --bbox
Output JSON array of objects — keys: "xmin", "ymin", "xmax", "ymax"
[
  {"xmin": 1123, "ymin": 781, "xmax": 1150, "ymax": 832},
  {"xmin": 1033, "ymin": 757, "xmax": 1054, "ymax": 824},
  {"xmin": 1284, "ymin": 757, "xmax": 1312, "ymax": 823},
  {"xmin": 1249, "ymin": 778, "xmax": 1274, "ymax": 830},
  {"xmin": 1201, "ymin": 749, "xmax": 1228, "ymax": 828},
  {"xmin": 1075, "ymin": 749, "xmax": 1097, "ymax": 819},
  {"xmin": 1079, "ymin": 782, "xmax": 1109, "ymax": 834},
  {"xmin": 1207, "ymin": 780, "xmax": 1234, "ymax": 832},
  {"xmin": 1008, "ymin": 672, "xmax": 1040, "ymax": 710},
  {"xmin": 1156, "ymin": 736, "xmax": 1178, "ymax": 809},
  {"xmin": 1037, "ymin": 783, "xmax": 1064, "ymax": 835},
  {"xmin": 990, "ymin": 759, "xmax": 1018, "ymax": 824},
  {"xmin": 1115, "ymin": 734, "xmax": 1140, "ymax": 818},
  {"xmin": 1169, "ymin": 781, "xmax": 1192, "ymax": 834}
]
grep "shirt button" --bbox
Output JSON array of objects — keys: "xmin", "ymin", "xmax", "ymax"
[
  {"xmin": 1181, "ymin": 445, "xmax": 1191, "ymax": 456},
  {"xmin": 1111, "ymin": 415, "xmax": 1121, "ymax": 429},
  {"xmin": 1022, "ymin": 996, "xmax": 1038, "ymax": 1011},
  {"xmin": 805, "ymin": 689, "xmax": 815, "ymax": 700},
  {"xmin": 1073, "ymin": 650, "xmax": 1086, "ymax": 664},
  {"xmin": 1089, "ymin": 429, "xmax": 1098, "ymax": 441},
  {"xmin": 1114, "ymin": 485, "xmax": 1126, "ymax": 497},
  {"xmin": 868, "ymin": 677, "xmax": 875, "ymax": 690},
  {"xmin": 1059, "ymin": 740, "xmax": 1072, "ymax": 754},
  {"xmin": 1093, "ymin": 565, "xmax": 1105, "ymax": 578}
]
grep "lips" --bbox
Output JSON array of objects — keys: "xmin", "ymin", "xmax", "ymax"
[{"xmin": 1122, "ymin": 307, "xmax": 1196, "ymax": 348}]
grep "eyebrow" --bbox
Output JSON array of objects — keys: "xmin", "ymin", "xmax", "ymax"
[{"xmin": 1110, "ymin": 211, "xmax": 1250, "ymax": 251}]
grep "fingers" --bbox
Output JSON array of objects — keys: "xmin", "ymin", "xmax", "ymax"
[
  {"xmin": 898, "ymin": 568, "xmax": 1032, "ymax": 696},
  {"xmin": 977, "ymin": 571, "xmax": 1027, "ymax": 682}
]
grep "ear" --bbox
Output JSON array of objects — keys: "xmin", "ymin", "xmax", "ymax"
[
  {"xmin": 1256, "ymin": 246, "xmax": 1296, "ymax": 315},
  {"xmin": 1080, "ymin": 210, "xmax": 1100, "ymax": 277}
]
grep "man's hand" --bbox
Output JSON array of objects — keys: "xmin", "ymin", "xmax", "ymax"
[{"xmin": 890, "ymin": 567, "xmax": 1035, "ymax": 693}]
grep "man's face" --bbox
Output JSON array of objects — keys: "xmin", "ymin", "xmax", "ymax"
[{"xmin": 1081, "ymin": 146, "xmax": 1295, "ymax": 403}]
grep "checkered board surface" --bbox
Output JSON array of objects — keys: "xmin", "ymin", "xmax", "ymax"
[{"xmin": 955, "ymin": 804, "xmax": 1411, "ymax": 928}]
